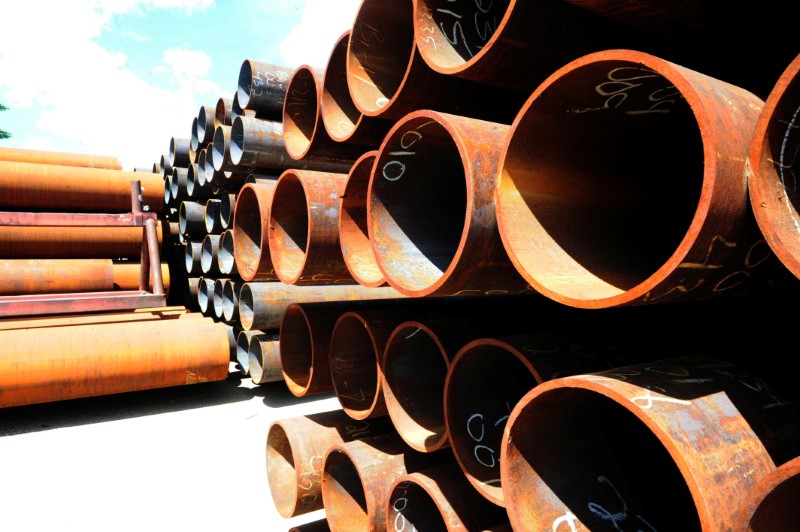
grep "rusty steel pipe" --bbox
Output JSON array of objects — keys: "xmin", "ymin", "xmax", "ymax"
[
  {"xmin": 0, "ymin": 307, "xmax": 195, "ymax": 331},
  {"xmin": 204, "ymin": 198, "xmax": 223, "ymax": 235},
  {"xmin": 370, "ymin": 110, "xmax": 532, "ymax": 297},
  {"xmin": 162, "ymin": 175, "xmax": 172, "ymax": 208},
  {"xmin": 0, "ymin": 146, "xmax": 122, "ymax": 170},
  {"xmin": 0, "ymin": 259, "xmax": 114, "ymax": 295},
  {"xmin": 212, "ymin": 278, "xmax": 227, "ymax": 320},
  {"xmin": 268, "ymin": 169, "xmax": 353, "ymax": 285},
  {"xmin": 494, "ymin": 49, "xmax": 786, "ymax": 309},
  {"xmin": 339, "ymin": 150, "xmax": 386, "ymax": 287},
  {"xmin": 195, "ymin": 149, "xmax": 209, "ymax": 188},
  {"xmin": 0, "ymin": 161, "xmax": 164, "ymax": 212},
  {"xmin": 346, "ymin": 0, "xmax": 523, "ymax": 123},
  {"xmin": 191, "ymin": 116, "xmax": 201, "ymax": 153},
  {"xmin": 232, "ymin": 182, "xmax": 280, "ymax": 282},
  {"xmin": 197, "ymin": 104, "xmax": 217, "ymax": 146},
  {"xmin": 212, "ymin": 124, "xmax": 235, "ymax": 173},
  {"xmin": 232, "ymin": 91, "xmax": 255, "ymax": 122},
  {"xmin": 221, "ymin": 276, "xmax": 242, "ymax": 322},
  {"xmin": 179, "ymin": 201, "xmax": 206, "ymax": 239},
  {"xmin": 159, "ymin": 153, "xmax": 172, "ymax": 180},
  {"xmin": 202, "ymin": 145, "xmax": 225, "ymax": 185},
  {"xmin": 230, "ymin": 115, "xmax": 287, "ymax": 170},
  {"xmin": 283, "ymin": 65, "xmax": 365, "ymax": 165},
  {"xmin": 500, "ymin": 356, "xmax": 800, "ymax": 531},
  {"xmin": 322, "ymin": 432, "xmax": 454, "ymax": 532},
  {"xmin": 186, "ymin": 162, "xmax": 214, "ymax": 201},
  {"xmin": 386, "ymin": 463, "xmax": 510, "ymax": 531},
  {"xmin": 218, "ymin": 229, "xmax": 237, "ymax": 276},
  {"xmin": 734, "ymin": 454, "xmax": 800, "ymax": 531},
  {"xmin": 238, "ymin": 281, "xmax": 401, "ymax": 331},
  {"xmin": 236, "ymin": 329, "xmax": 264, "ymax": 375},
  {"xmin": 321, "ymin": 30, "xmax": 394, "ymax": 147},
  {"xmin": 0, "ymin": 224, "xmax": 163, "ymax": 259},
  {"xmin": 248, "ymin": 330, "xmax": 283, "ymax": 385},
  {"xmin": 201, "ymin": 234, "xmax": 222, "ymax": 275},
  {"xmin": 169, "ymin": 136, "xmax": 191, "ymax": 168},
  {"xmin": 184, "ymin": 241, "xmax": 203, "ymax": 276},
  {"xmin": 219, "ymin": 193, "xmax": 236, "ymax": 230},
  {"xmin": 747, "ymin": 53, "xmax": 800, "ymax": 282},
  {"xmin": 215, "ymin": 97, "xmax": 233, "ymax": 129},
  {"xmin": 237, "ymin": 59, "xmax": 293, "ymax": 121},
  {"xmin": 0, "ymin": 318, "xmax": 231, "ymax": 408},
  {"xmin": 170, "ymin": 167, "xmax": 189, "ymax": 204},
  {"xmin": 266, "ymin": 409, "xmax": 397, "ymax": 518},
  {"xmin": 197, "ymin": 277, "xmax": 215, "ymax": 316},
  {"xmin": 111, "ymin": 262, "xmax": 170, "ymax": 293}
]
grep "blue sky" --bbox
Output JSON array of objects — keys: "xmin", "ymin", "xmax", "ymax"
[{"xmin": 0, "ymin": 0, "xmax": 362, "ymax": 170}]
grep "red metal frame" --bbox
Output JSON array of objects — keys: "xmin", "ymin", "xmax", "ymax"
[{"xmin": 0, "ymin": 181, "xmax": 167, "ymax": 317}]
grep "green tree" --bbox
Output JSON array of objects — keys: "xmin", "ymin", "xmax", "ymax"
[{"xmin": 0, "ymin": 103, "xmax": 10, "ymax": 139}]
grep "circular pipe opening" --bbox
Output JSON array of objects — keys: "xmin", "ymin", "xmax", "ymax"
[
  {"xmin": 198, "ymin": 107, "xmax": 212, "ymax": 144},
  {"xmin": 232, "ymin": 187, "xmax": 264, "ymax": 281},
  {"xmin": 220, "ymin": 193, "xmax": 236, "ymax": 229},
  {"xmin": 222, "ymin": 278, "xmax": 238, "ymax": 321},
  {"xmin": 387, "ymin": 479, "xmax": 445, "ymax": 531},
  {"xmin": 178, "ymin": 202, "xmax": 189, "ymax": 235},
  {"xmin": 270, "ymin": 174, "xmax": 309, "ymax": 284},
  {"xmin": 201, "ymin": 235, "xmax": 220, "ymax": 274},
  {"xmin": 283, "ymin": 67, "xmax": 318, "ymax": 160},
  {"xmin": 503, "ymin": 387, "xmax": 699, "ymax": 530},
  {"xmin": 322, "ymin": 31, "xmax": 362, "ymax": 142},
  {"xmin": 249, "ymin": 336, "xmax": 265, "ymax": 382},
  {"xmin": 382, "ymin": 322, "xmax": 449, "ymax": 451},
  {"xmin": 204, "ymin": 199, "xmax": 220, "ymax": 234},
  {"xmin": 236, "ymin": 331, "xmax": 252, "ymax": 374},
  {"xmin": 191, "ymin": 117, "xmax": 200, "ymax": 152},
  {"xmin": 329, "ymin": 313, "xmax": 380, "ymax": 418},
  {"xmin": 184, "ymin": 241, "xmax": 201, "ymax": 274},
  {"xmin": 497, "ymin": 57, "xmax": 702, "ymax": 305},
  {"xmin": 197, "ymin": 278, "xmax": 213, "ymax": 313},
  {"xmin": 279, "ymin": 305, "xmax": 313, "ymax": 394},
  {"xmin": 219, "ymin": 230, "xmax": 236, "ymax": 275},
  {"xmin": 215, "ymin": 97, "xmax": 232, "ymax": 128},
  {"xmin": 237, "ymin": 60, "xmax": 254, "ymax": 110},
  {"xmin": 212, "ymin": 126, "xmax": 229, "ymax": 172},
  {"xmin": 212, "ymin": 279, "xmax": 225, "ymax": 319},
  {"xmin": 266, "ymin": 423, "xmax": 300, "ymax": 518},
  {"xmin": 238, "ymin": 283, "xmax": 256, "ymax": 330},
  {"xmin": 323, "ymin": 449, "xmax": 368, "ymax": 532},
  {"xmin": 370, "ymin": 118, "xmax": 466, "ymax": 294},
  {"xmin": 186, "ymin": 164, "xmax": 199, "ymax": 197},
  {"xmin": 230, "ymin": 115, "xmax": 245, "ymax": 166}
]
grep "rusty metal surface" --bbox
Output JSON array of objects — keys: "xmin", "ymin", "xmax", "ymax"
[
  {"xmin": 211, "ymin": 125, "xmax": 235, "ymax": 173},
  {"xmin": 496, "ymin": 49, "xmax": 780, "ymax": 309},
  {"xmin": 237, "ymin": 59, "xmax": 293, "ymax": 121},
  {"xmin": 218, "ymin": 229, "xmax": 237, "ymax": 276},
  {"xmin": 112, "ymin": 262, "xmax": 170, "ymax": 293},
  {"xmin": 0, "ymin": 306, "xmax": 191, "ymax": 331},
  {"xmin": 0, "ymin": 146, "xmax": 122, "ymax": 170},
  {"xmin": 235, "ymin": 329, "xmax": 264, "ymax": 376},
  {"xmin": 0, "ymin": 161, "xmax": 164, "ymax": 212},
  {"xmin": 200, "ymin": 234, "xmax": 222, "ymax": 275},
  {"xmin": 265, "ymin": 408, "xmax": 396, "ymax": 518},
  {"xmin": 0, "ymin": 224, "xmax": 162, "ymax": 259},
  {"xmin": 0, "ymin": 318, "xmax": 230, "ymax": 408},
  {"xmin": 321, "ymin": 31, "xmax": 394, "ymax": 147},
  {"xmin": 169, "ymin": 137, "xmax": 191, "ymax": 168},
  {"xmin": 500, "ymin": 356, "xmax": 800, "ymax": 531},
  {"xmin": 0, "ymin": 290, "xmax": 167, "ymax": 318},
  {"xmin": 232, "ymin": 182, "xmax": 280, "ymax": 282},
  {"xmin": 179, "ymin": 201, "xmax": 206, "ymax": 239},
  {"xmin": 268, "ymin": 169, "xmax": 353, "ymax": 285},
  {"xmin": 220, "ymin": 277, "xmax": 242, "ymax": 322},
  {"xmin": 370, "ymin": 109, "xmax": 532, "ymax": 297},
  {"xmin": 0, "ymin": 259, "xmax": 114, "ymax": 295},
  {"xmin": 197, "ymin": 105, "xmax": 217, "ymax": 146},
  {"xmin": 735, "ymin": 454, "xmax": 800, "ymax": 531},
  {"xmin": 184, "ymin": 241, "xmax": 203, "ymax": 275},
  {"xmin": 339, "ymin": 151, "xmax": 386, "ymax": 287},
  {"xmin": 248, "ymin": 330, "xmax": 283, "ymax": 385},
  {"xmin": 386, "ymin": 463, "xmax": 509, "ymax": 531},
  {"xmin": 215, "ymin": 97, "xmax": 233, "ymax": 129}
]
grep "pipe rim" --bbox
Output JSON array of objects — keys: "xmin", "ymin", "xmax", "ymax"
[
  {"xmin": 282, "ymin": 65, "xmax": 321, "ymax": 161},
  {"xmin": 269, "ymin": 171, "xmax": 311, "ymax": 285},
  {"xmin": 321, "ymin": 30, "xmax": 365, "ymax": 143},
  {"xmin": 329, "ymin": 312, "xmax": 383, "ymax": 419}
]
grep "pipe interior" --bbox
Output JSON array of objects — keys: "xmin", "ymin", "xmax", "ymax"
[
  {"xmin": 204, "ymin": 200, "xmax": 219, "ymax": 234},
  {"xmin": 383, "ymin": 324, "xmax": 448, "ymax": 450},
  {"xmin": 219, "ymin": 231, "xmax": 235, "ymax": 272},
  {"xmin": 415, "ymin": 0, "xmax": 510, "ymax": 69},
  {"xmin": 283, "ymin": 68, "xmax": 317, "ymax": 158},
  {"xmin": 371, "ymin": 118, "xmax": 466, "ymax": 291},
  {"xmin": 249, "ymin": 337, "xmax": 265, "ymax": 381},
  {"xmin": 212, "ymin": 127, "xmax": 227, "ymax": 171},
  {"xmin": 347, "ymin": 0, "xmax": 413, "ymax": 114},
  {"xmin": 446, "ymin": 343, "xmax": 536, "ymax": 502},
  {"xmin": 222, "ymin": 279, "xmax": 238, "ymax": 321},
  {"xmin": 184, "ymin": 242, "xmax": 200, "ymax": 274},
  {"xmin": 324, "ymin": 450, "xmax": 369, "ymax": 532},
  {"xmin": 330, "ymin": 315, "xmax": 379, "ymax": 415},
  {"xmin": 279, "ymin": 306, "xmax": 313, "ymax": 392},
  {"xmin": 238, "ymin": 284, "xmax": 255, "ymax": 329},
  {"xmin": 197, "ymin": 278, "xmax": 212, "ymax": 313},
  {"xmin": 499, "ymin": 59, "xmax": 702, "ymax": 300},
  {"xmin": 265, "ymin": 424, "xmax": 300, "ymax": 518},
  {"xmin": 232, "ymin": 187, "xmax": 263, "ymax": 279},
  {"xmin": 270, "ymin": 175, "xmax": 309, "ymax": 282},
  {"xmin": 236, "ymin": 331, "xmax": 251, "ymax": 373},
  {"xmin": 198, "ymin": 108, "xmax": 211, "ymax": 142},
  {"xmin": 341, "ymin": 154, "xmax": 382, "ymax": 285},
  {"xmin": 388, "ymin": 480, "xmax": 445, "ymax": 531},
  {"xmin": 191, "ymin": 117, "xmax": 199, "ymax": 152},
  {"xmin": 230, "ymin": 116, "xmax": 245, "ymax": 165},
  {"xmin": 212, "ymin": 280, "xmax": 225, "ymax": 319},
  {"xmin": 201, "ymin": 236, "xmax": 218, "ymax": 273},
  {"xmin": 178, "ymin": 202, "xmax": 189, "ymax": 235},
  {"xmin": 322, "ymin": 33, "xmax": 362, "ymax": 140},
  {"xmin": 220, "ymin": 194, "xmax": 236, "ymax": 229},
  {"xmin": 237, "ymin": 60, "xmax": 254, "ymax": 110},
  {"xmin": 505, "ymin": 387, "xmax": 699, "ymax": 530},
  {"xmin": 186, "ymin": 164, "xmax": 197, "ymax": 196}
]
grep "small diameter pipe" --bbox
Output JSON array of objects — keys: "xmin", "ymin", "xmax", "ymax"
[
  {"xmin": 218, "ymin": 229, "xmax": 238, "ymax": 276},
  {"xmin": 0, "ymin": 318, "xmax": 231, "ymax": 408},
  {"xmin": 0, "ymin": 259, "xmax": 114, "ymax": 295},
  {"xmin": 0, "ymin": 146, "xmax": 121, "ymax": 170},
  {"xmin": 734, "ymin": 455, "xmax": 800, "ymax": 531},
  {"xmin": 266, "ymin": 408, "xmax": 396, "ymax": 518},
  {"xmin": 184, "ymin": 241, "xmax": 203, "ymax": 276},
  {"xmin": 338, "ymin": 151, "xmax": 385, "ymax": 287},
  {"xmin": 203, "ymin": 198, "xmax": 223, "ymax": 235},
  {"xmin": 203, "ymin": 146, "xmax": 225, "ymax": 185},
  {"xmin": 169, "ymin": 136, "xmax": 191, "ymax": 168},
  {"xmin": 212, "ymin": 125, "xmax": 235, "ymax": 173},
  {"xmin": 238, "ymin": 281, "xmax": 401, "ymax": 331},
  {"xmin": 232, "ymin": 182, "xmax": 280, "ymax": 282},
  {"xmin": 191, "ymin": 116, "xmax": 200, "ymax": 153},
  {"xmin": 219, "ymin": 193, "xmax": 236, "ymax": 230},
  {"xmin": 321, "ymin": 30, "xmax": 393, "ymax": 147},
  {"xmin": 221, "ymin": 277, "xmax": 242, "ymax": 322},
  {"xmin": 197, "ymin": 104, "xmax": 217, "ymax": 146},
  {"xmin": 187, "ymin": 162, "xmax": 213, "ymax": 201},
  {"xmin": 201, "ymin": 234, "xmax": 222, "ymax": 275},
  {"xmin": 0, "ymin": 224, "xmax": 163, "ymax": 259},
  {"xmin": 500, "ymin": 356, "xmax": 800, "ymax": 531},
  {"xmin": 170, "ymin": 167, "xmax": 189, "ymax": 203},
  {"xmin": 496, "ymin": 49, "xmax": 776, "ymax": 309},
  {"xmin": 370, "ymin": 110, "xmax": 530, "ymax": 296},
  {"xmin": 237, "ymin": 59, "xmax": 293, "ymax": 121},
  {"xmin": 179, "ymin": 201, "xmax": 207, "ymax": 239},
  {"xmin": 248, "ymin": 330, "xmax": 283, "ymax": 385},
  {"xmin": 212, "ymin": 278, "xmax": 227, "ymax": 320},
  {"xmin": 322, "ymin": 433, "xmax": 454, "ymax": 532},
  {"xmin": 386, "ymin": 463, "xmax": 509, "ymax": 531},
  {"xmin": 197, "ymin": 277, "xmax": 215, "ymax": 316},
  {"xmin": 232, "ymin": 91, "xmax": 255, "ymax": 121},
  {"xmin": 215, "ymin": 97, "xmax": 233, "ymax": 128},
  {"xmin": 159, "ymin": 153, "xmax": 172, "ymax": 180},
  {"xmin": 236, "ymin": 329, "xmax": 264, "ymax": 376},
  {"xmin": 268, "ymin": 169, "xmax": 353, "ymax": 285}
]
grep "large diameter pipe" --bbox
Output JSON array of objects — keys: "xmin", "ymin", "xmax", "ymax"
[
  {"xmin": 0, "ymin": 318, "xmax": 231, "ymax": 408},
  {"xmin": 0, "ymin": 259, "xmax": 114, "ymax": 295},
  {"xmin": 370, "ymin": 110, "xmax": 532, "ymax": 297},
  {"xmin": 321, "ymin": 30, "xmax": 394, "ymax": 147},
  {"xmin": 495, "ymin": 49, "xmax": 782, "ymax": 309},
  {"xmin": 322, "ymin": 433, "xmax": 454, "ymax": 532},
  {"xmin": 0, "ymin": 146, "xmax": 122, "ymax": 170},
  {"xmin": 339, "ymin": 150, "xmax": 386, "ymax": 287},
  {"xmin": 734, "ymin": 454, "xmax": 800, "ymax": 531},
  {"xmin": 0, "ymin": 224, "xmax": 163, "ymax": 259},
  {"xmin": 248, "ymin": 331, "xmax": 283, "ymax": 385},
  {"xmin": 232, "ymin": 182, "xmax": 280, "ymax": 282},
  {"xmin": 386, "ymin": 463, "xmax": 510, "ymax": 531},
  {"xmin": 747, "ymin": 53, "xmax": 800, "ymax": 282},
  {"xmin": 346, "ymin": 0, "xmax": 524, "ymax": 122},
  {"xmin": 238, "ymin": 281, "xmax": 402, "ymax": 331},
  {"xmin": 500, "ymin": 356, "xmax": 800, "ymax": 531},
  {"xmin": 0, "ymin": 161, "xmax": 164, "ymax": 212},
  {"xmin": 237, "ymin": 59, "xmax": 293, "ymax": 121},
  {"xmin": 266, "ymin": 409, "xmax": 396, "ymax": 518},
  {"xmin": 268, "ymin": 169, "xmax": 353, "ymax": 285}
]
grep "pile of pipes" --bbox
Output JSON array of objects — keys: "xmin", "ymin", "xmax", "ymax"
[{"xmin": 144, "ymin": 0, "xmax": 800, "ymax": 529}]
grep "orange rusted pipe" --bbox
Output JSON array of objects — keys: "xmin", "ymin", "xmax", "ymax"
[
  {"xmin": 322, "ymin": 433, "xmax": 453, "ymax": 532},
  {"xmin": 734, "ymin": 454, "xmax": 800, "ymax": 531},
  {"xmin": 339, "ymin": 150, "xmax": 385, "ymax": 287},
  {"xmin": 0, "ymin": 146, "xmax": 122, "ymax": 169},
  {"xmin": 111, "ymin": 261, "xmax": 170, "ymax": 293},
  {"xmin": 0, "ymin": 224, "xmax": 163, "ymax": 259},
  {"xmin": 0, "ymin": 259, "xmax": 114, "ymax": 295},
  {"xmin": 269, "ymin": 169, "xmax": 353, "ymax": 285},
  {"xmin": 0, "ymin": 161, "xmax": 164, "ymax": 212},
  {"xmin": 0, "ymin": 307, "xmax": 194, "ymax": 331},
  {"xmin": 215, "ymin": 97, "xmax": 233, "ymax": 129},
  {"xmin": 370, "ymin": 109, "xmax": 531, "ymax": 297},
  {"xmin": 500, "ymin": 356, "xmax": 800, "ymax": 531},
  {"xmin": 496, "ymin": 49, "xmax": 781, "ymax": 309},
  {"xmin": 232, "ymin": 182, "xmax": 279, "ymax": 282},
  {"xmin": 0, "ymin": 318, "xmax": 231, "ymax": 408},
  {"xmin": 266, "ymin": 408, "xmax": 396, "ymax": 518},
  {"xmin": 248, "ymin": 330, "xmax": 283, "ymax": 385},
  {"xmin": 386, "ymin": 463, "xmax": 509, "ymax": 531},
  {"xmin": 321, "ymin": 31, "xmax": 393, "ymax": 147},
  {"xmin": 237, "ymin": 59, "xmax": 293, "ymax": 121}
]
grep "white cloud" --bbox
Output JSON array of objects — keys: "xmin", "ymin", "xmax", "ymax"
[{"xmin": 278, "ymin": 0, "xmax": 362, "ymax": 69}]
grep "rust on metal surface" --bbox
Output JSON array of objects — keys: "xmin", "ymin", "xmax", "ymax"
[
  {"xmin": 236, "ymin": 329, "xmax": 264, "ymax": 376},
  {"xmin": 0, "ymin": 224, "xmax": 163, "ymax": 259},
  {"xmin": 179, "ymin": 200, "xmax": 206, "ymax": 239},
  {"xmin": 218, "ymin": 229, "xmax": 238, "ymax": 276},
  {"xmin": 111, "ymin": 262, "xmax": 170, "ymax": 293},
  {"xmin": 0, "ymin": 146, "xmax": 122, "ymax": 170},
  {"xmin": 220, "ymin": 277, "xmax": 242, "ymax": 322},
  {"xmin": 215, "ymin": 97, "xmax": 233, "ymax": 129},
  {"xmin": 0, "ymin": 306, "xmax": 192, "ymax": 331},
  {"xmin": 734, "ymin": 454, "xmax": 800, "ymax": 531},
  {"xmin": 200, "ymin": 233, "xmax": 222, "ymax": 275},
  {"xmin": 169, "ymin": 136, "xmax": 192, "ymax": 168},
  {"xmin": 248, "ymin": 330, "xmax": 283, "ymax": 385},
  {"xmin": 0, "ymin": 259, "xmax": 114, "ymax": 296},
  {"xmin": 232, "ymin": 182, "xmax": 280, "ymax": 282},
  {"xmin": 237, "ymin": 59, "xmax": 293, "ymax": 121},
  {"xmin": 496, "ymin": 49, "xmax": 779, "ymax": 309}
]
